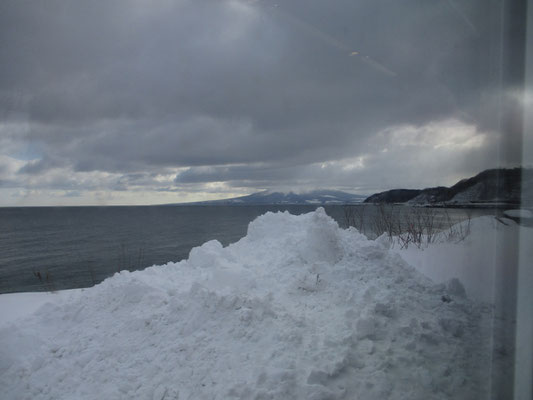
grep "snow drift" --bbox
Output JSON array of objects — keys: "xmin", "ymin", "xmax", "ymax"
[{"xmin": 0, "ymin": 208, "xmax": 497, "ymax": 399}]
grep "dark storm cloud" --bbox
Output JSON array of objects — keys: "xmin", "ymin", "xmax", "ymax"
[{"xmin": 0, "ymin": 0, "xmax": 523, "ymax": 198}]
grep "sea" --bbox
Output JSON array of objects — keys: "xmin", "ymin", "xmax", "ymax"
[{"xmin": 0, "ymin": 205, "xmax": 499, "ymax": 294}]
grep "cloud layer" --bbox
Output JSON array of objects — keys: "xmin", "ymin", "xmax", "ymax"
[{"xmin": 0, "ymin": 0, "xmax": 524, "ymax": 205}]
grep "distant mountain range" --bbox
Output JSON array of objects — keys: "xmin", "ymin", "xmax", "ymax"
[
  {"xmin": 183, "ymin": 190, "xmax": 366, "ymax": 205},
  {"xmin": 173, "ymin": 168, "xmax": 531, "ymax": 207},
  {"xmin": 364, "ymin": 167, "xmax": 532, "ymax": 206}
]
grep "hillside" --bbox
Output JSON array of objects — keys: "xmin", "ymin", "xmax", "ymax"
[{"xmin": 364, "ymin": 168, "xmax": 532, "ymax": 206}]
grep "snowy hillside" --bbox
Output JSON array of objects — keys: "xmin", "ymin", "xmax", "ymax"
[
  {"xmin": 0, "ymin": 209, "xmax": 517, "ymax": 399},
  {"xmin": 365, "ymin": 167, "xmax": 531, "ymax": 206}
]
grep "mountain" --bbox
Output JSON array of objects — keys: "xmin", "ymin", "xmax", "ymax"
[
  {"xmin": 361, "ymin": 189, "xmax": 421, "ymax": 204},
  {"xmin": 364, "ymin": 167, "xmax": 532, "ymax": 206},
  {"xmin": 183, "ymin": 190, "xmax": 366, "ymax": 205}
]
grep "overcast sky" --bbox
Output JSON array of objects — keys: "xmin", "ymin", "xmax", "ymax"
[{"xmin": 0, "ymin": 0, "xmax": 526, "ymax": 205}]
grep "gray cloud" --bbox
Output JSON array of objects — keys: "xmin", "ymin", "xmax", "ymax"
[
  {"xmin": 0, "ymin": 0, "xmax": 525, "ymax": 204},
  {"xmin": 174, "ymin": 118, "xmax": 500, "ymax": 191}
]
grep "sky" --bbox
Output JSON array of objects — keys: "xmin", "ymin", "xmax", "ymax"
[{"xmin": 0, "ymin": 0, "xmax": 528, "ymax": 206}]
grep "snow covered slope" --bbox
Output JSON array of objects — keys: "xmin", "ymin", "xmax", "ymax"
[
  {"xmin": 394, "ymin": 216, "xmax": 522, "ymax": 307},
  {"xmin": 365, "ymin": 167, "xmax": 530, "ymax": 206},
  {"xmin": 0, "ymin": 209, "xmax": 499, "ymax": 399}
]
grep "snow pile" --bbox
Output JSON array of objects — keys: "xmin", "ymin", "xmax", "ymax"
[{"xmin": 0, "ymin": 208, "xmax": 494, "ymax": 399}]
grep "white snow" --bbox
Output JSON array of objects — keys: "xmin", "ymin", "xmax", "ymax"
[
  {"xmin": 449, "ymin": 182, "xmax": 484, "ymax": 203},
  {"xmin": 0, "ymin": 208, "xmax": 510, "ymax": 399},
  {"xmin": 393, "ymin": 216, "xmax": 519, "ymax": 307},
  {"xmin": 0, "ymin": 290, "xmax": 75, "ymax": 329},
  {"xmin": 504, "ymin": 209, "xmax": 533, "ymax": 219}
]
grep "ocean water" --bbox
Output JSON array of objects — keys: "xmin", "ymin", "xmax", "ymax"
[{"xmin": 0, "ymin": 205, "xmax": 496, "ymax": 294}]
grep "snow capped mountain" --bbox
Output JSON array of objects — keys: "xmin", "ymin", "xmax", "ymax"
[{"xmin": 187, "ymin": 190, "xmax": 366, "ymax": 205}]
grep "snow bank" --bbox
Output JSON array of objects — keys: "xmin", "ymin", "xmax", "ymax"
[
  {"xmin": 393, "ymin": 215, "xmax": 529, "ymax": 315},
  {"xmin": 504, "ymin": 209, "xmax": 533, "ymax": 219},
  {"xmin": 0, "ymin": 208, "xmax": 496, "ymax": 399},
  {"xmin": 394, "ymin": 215, "xmax": 532, "ymax": 397}
]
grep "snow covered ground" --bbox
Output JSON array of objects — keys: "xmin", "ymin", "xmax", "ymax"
[
  {"xmin": 0, "ymin": 208, "xmax": 525, "ymax": 400},
  {"xmin": 504, "ymin": 209, "xmax": 533, "ymax": 220},
  {"xmin": 394, "ymin": 216, "xmax": 520, "ymax": 307}
]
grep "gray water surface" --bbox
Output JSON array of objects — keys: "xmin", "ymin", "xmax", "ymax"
[{"xmin": 0, "ymin": 205, "xmax": 497, "ymax": 293}]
